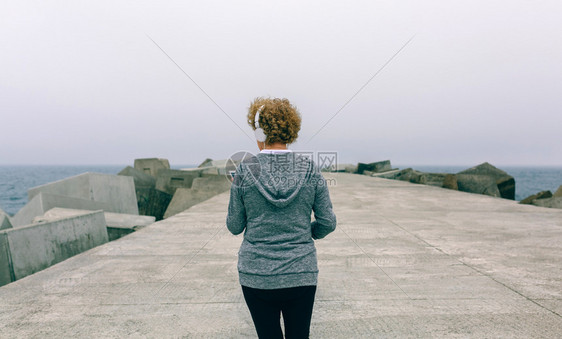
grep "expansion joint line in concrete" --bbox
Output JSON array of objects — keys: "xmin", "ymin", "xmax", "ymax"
[
  {"xmin": 378, "ymin": 214, "xmax": 562, "ymax": 319},
  {"xmin": 150, "ymin": 223, "xmax": 224, "ymax": 301},
  {"xmin": 338, "ymin": 225, "xmax": 412, "ymax": 300}
]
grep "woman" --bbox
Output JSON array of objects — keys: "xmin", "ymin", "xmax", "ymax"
[{"xmin": 227, "ymin": 97, "xmax": 337, "ymax": 338}]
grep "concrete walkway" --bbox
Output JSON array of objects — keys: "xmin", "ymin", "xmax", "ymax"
[{"xmin": 0, "ymin": 173, "xmax": 561, "ymax": 338}]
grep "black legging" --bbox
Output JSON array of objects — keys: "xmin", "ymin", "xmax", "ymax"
[{"xmin": 241, "ymin": 285, "xmax": 317, "ymax": 339}]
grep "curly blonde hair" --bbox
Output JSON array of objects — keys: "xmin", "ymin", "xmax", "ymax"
[{"xmin": 247, "ymin": 97, "xmax": 302, "ymax": 145}]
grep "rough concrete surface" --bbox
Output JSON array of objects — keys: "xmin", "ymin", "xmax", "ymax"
[
  {"xmin": 135, "ymin": 187, "xmax": 172, "ymax": 221},
  {"xmin": 155, "ymin": 169, "xmax": 201, "ymax": 195},
  {"xmin": 118, "ymin": 166, "xmax": 157, "ymax": 188},
  {"xmin": 1, "ymin": 210, "xmax": 108, "ymax": 284},
  {"xmin": 33, "ymin": 208, "xmax": 155, "ymax": 242},
  {"xmin": 163, "ymin": 187, "xmax": 222, "ymax": 219},
  {"xmin": 0, "ymin": 173, "xmax": 560, "ymax": 338},
  {"xmin": 134, "ymin": 158, "xmax": 170, "ymax": 177},
  {"xmin": 34, "ymin": 208, "xmax": 155, "ymax": 228},
  {"xmin": 0, "ymin": 233, "xmax": 12, "ymax": 286},
  {"xmin": 0, "ymin": 208, "xmax": 12, "ymax": 230}
]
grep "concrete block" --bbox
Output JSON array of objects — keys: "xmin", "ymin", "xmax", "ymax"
[
  {"xmin": 34, "ymin": 208, "xmax": 155, "ymax": 242},
  {"xmin": 520, "ymin": 190, "xmax": 553, "ymax": 204},
  {"xmin": 155, "ymin": 169, "xmax": 201, "ymax": 195},
  {"xmin": 27, "ymin": 172, "xmax": 138, "ymax": 215},
  {"xmin": 457, "ymin": 163, "xmax": 515, "ymax": 200},
  {"xmin": 553, "ymin": 185, "xmax": 562, "ymax": 198},
  {"xmin": 181, "ymin": 166, "xmax": 221, "ymax": 175},
  {"xmin": 371, "ymin": 169, "xmax": 401, "ymax": 178},
  {"xmin": 377, "ymin": 168, "xmax": 424, "ymax": 183},
  {"xmin": 191, "ymin": 175, "xmax": 231, "ymax": 192},
  {"xmin": 0, "ymin": 208, "xmax": 12, "ymax": 230},
  {"xmin": 11, "ymin": 192, "xmax": 112, "ymax": 227},
  {"xmin": 3, "ymin": 210, "xmax": 108, "ymax": 281},
  {"xmin": 197, "ymin": 158, "xmax": 213, "ymax": 167},
  {"xmin": 330, "ymin": 163, "xmax": 355, "ymax": 173},
  {"xmin": 0, "ymin": 232, "xmax": 14, "ymax": 287},
  {"xmin": 134, "ymin": 158, "xmax": 170, "ymax": 177},
  {"xmin": 442, "ymin": 174, "xmax": 459, "ymax": 190},
  {"xmin": 456, "ymin": 174, "xmax": 501, "ymax": 198},
  {"xmin": 103, "ymin": 211, "xmax": 155, "ymax": 241},
  {"xmin": 357, "ymin": 160, "xmax": 392, "ymax": 174},
  {"xmin": 103, "ymin": 212, "xmax": 155, "ymax": 229},
  {"xmin": 164, "ymin": 188, "xmax": 216, "ymax": 219},
  {"xmin": 163, "ymin": 175, "xmax": 230, "ymax": 218},
  {"xmin": 419, "ymin": 173, "xmax": 459, "ymax": 190},
  {"xmin": 345, "ymin": 165, "xmax": 358, "ymax": 173},
  {"xmin": 197, "ymin": 159, "xmax": 228, "ymax": 175},
  {"xmin": 531, "ymin": 197, "xmax": 562, "ymax": 209},
  {"xmin": 118, "ymin": 166, "xmax": 156, "ymax": 188},
  {"xmin": 34, "ymin": 208, "xmax": 154, "ymax": 228},
  {"xmin": 136, "ymin": 187, "xmax": 172, "ymax": 221}
]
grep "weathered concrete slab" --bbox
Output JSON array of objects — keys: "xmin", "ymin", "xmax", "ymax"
[
  {"xmin": 0, "ymin": 210, "xmax": 107, "ymax": 286},
  {"xmin": 532, "ymin": 196, "xmax": 562, "ymax": 209},
  {"xmin": 35, "ymin": 208, "xmax": 154, "ymax": 228},
  {"xmin": 135, "ymin": 187, "xmax": 172, "ymax": 221},
  {"xmin": 554, "ymin": 185, "xmax": 562, "ymax": 197},
  {"xmin": 0, "ymin": 209, "xmax": 12, "ymax": 230},
  {"xmin": 27, "ymin": 172, "xmax": 138, "ymax": 215},
  {"xmin": 181, "ymin": 166, "xmax": 221, "ymax": 175},
  {"xmin": 357, "ymin": 160, "xmax": 392, "ymax": 174},
  {"xmin": 0, "ymin": 233, "xmax": 13, "ymax": 287},
  {"xmin": 163, "ymin": 188, "xmax": 216, "ymax": 219},
  {"xmin": 371, "ymin": 168, "xmax": 401, "ymax": 177},
  {"xmin": 155, "ymin": 169, "xmax": 201, "ymax": 195},
  {"xmin": 33, "ymin": 208, "xmax": 156, "ymax": 241},
  {"xmin": 163, "ymin": 176, "xmax": 230, "ymax": 218},
  {"xmin": 329, "ymin": 163, "xmax": 355, "ymax": 173},
  {"xmin": 520, "ymin": 190, "xmax": 553, "ymax": 204},
  {"xmin": 0, "ymin": 173, "xmax": 560, "ymax": 337},
  {"xmin": 191, "ymin": 175, "xmax": 231, "ymax": 191},
  {"xmin": 134, "ymin": 158, "xmax": 170, "ymax": 177},
  {"xmin": 198, "ymin": 159, "xmax": 228, "ymax": 175},
  {"xmin": 457, "ymin": 162, "xmax": 516, "ymax": 200},
  {"xmin": 118, "ymin": 166, "xmax": 156, "ymax": 188},
  {"xmin": 11, "ymin": 192, "xmax": 112, "ymax": 227}
]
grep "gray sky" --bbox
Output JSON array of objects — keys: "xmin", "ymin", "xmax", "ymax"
[{"xmin": 1, "ymin": 0, "xmax": 561, "ymax": 166}]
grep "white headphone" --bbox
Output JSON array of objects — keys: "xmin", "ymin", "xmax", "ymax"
[{"xmin": 254, "ymin": 105, "xmax": 266, "ymax": 142}]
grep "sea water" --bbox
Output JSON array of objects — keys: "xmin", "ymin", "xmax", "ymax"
[{"xmin": 0, "ymin": 165, "xmax": 561, "ymax": 216}]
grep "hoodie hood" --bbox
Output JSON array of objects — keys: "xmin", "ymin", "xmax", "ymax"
[{"xmin": 237, "ymin": 152, "xmax": 314, "ymax": 208}]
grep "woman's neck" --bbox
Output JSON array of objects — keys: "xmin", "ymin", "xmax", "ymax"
[
  {"xmin": 265, "ymin": 142, "xmax": 287, "ymax": 150},
  {"xmin": 258, "ymin": 141, "xmax": 287, "ymax": 150}
]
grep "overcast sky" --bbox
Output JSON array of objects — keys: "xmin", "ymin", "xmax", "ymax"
[{"xmin": 1, "ymin": 0, "xmax": 561, "ymax": 166}]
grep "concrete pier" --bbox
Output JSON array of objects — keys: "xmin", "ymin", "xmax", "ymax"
[{"xmin": 0, "ymin": 173, "xmax": 561, "ymax": 337}]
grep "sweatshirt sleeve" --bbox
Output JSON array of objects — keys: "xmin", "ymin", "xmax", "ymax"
[
  {"xmin": 311, "ymin": 172, "xmax": 337, "ymax": 240},
  {"xmin": 226, "ymin": 178, "xmax": 247, "ymax": 235}
]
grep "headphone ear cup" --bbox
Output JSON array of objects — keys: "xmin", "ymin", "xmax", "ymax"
[{"xmin": 255, "ymin": 128, "xmax": 266, "ymax": 142}]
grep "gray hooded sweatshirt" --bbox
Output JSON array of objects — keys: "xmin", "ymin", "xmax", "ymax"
[{"xmin": 226, "ymin": 150, "xmax": 337, "ymax": 289}]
